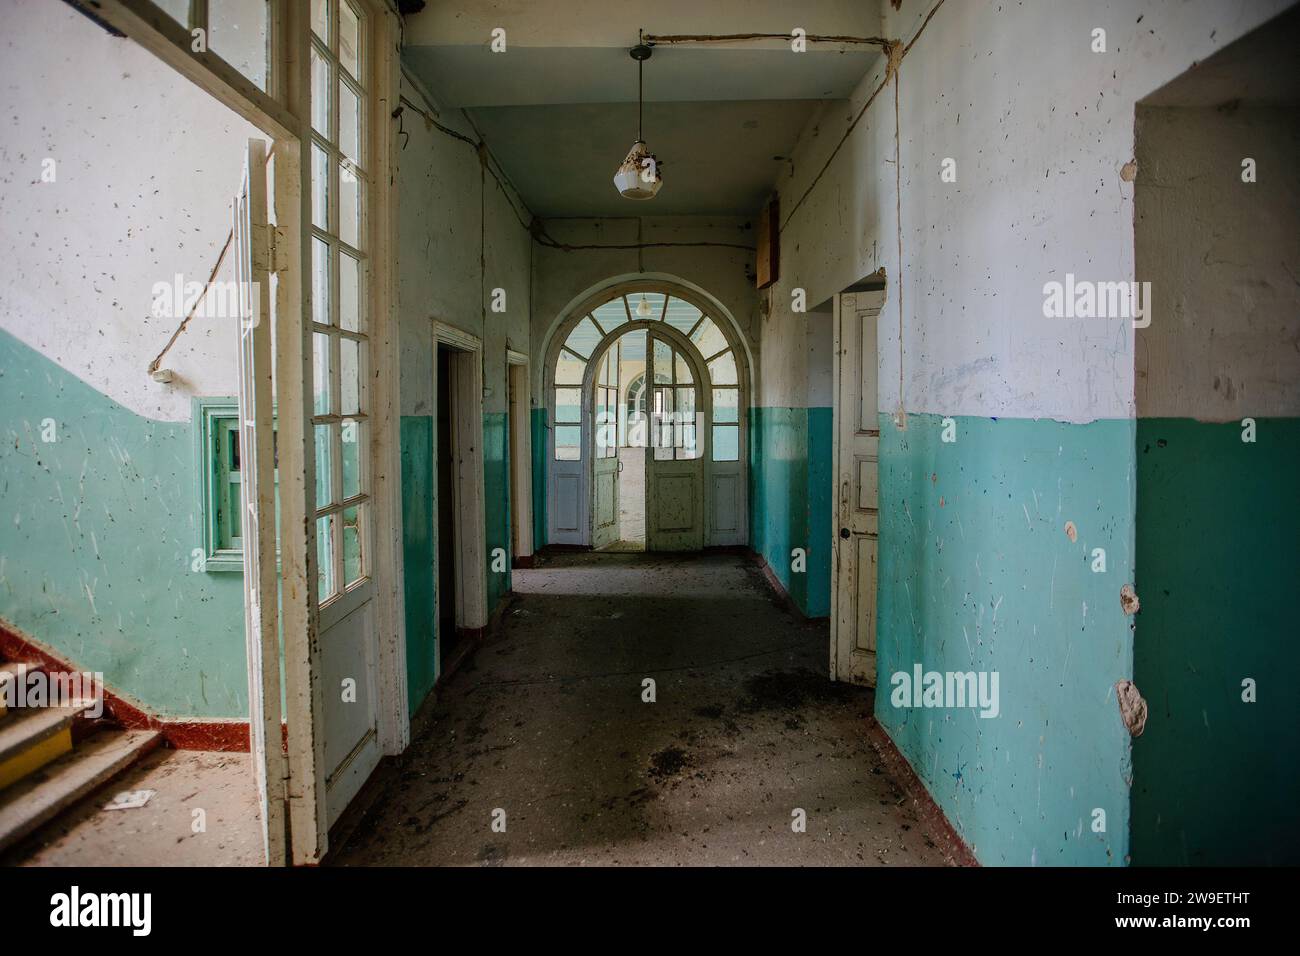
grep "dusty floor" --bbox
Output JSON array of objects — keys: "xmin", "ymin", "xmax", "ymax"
[
  {"xmin": 331, "ymin": 551, "xmax": 951, "ymax": 866},
  {"xmin": 7, "ymin": 749, "xmax": 262, "ymax": 867}
]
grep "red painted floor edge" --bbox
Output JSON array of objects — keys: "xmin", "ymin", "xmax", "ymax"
[
  {"xmin": 865, "ymin": 717, "xmax": 981, "ymax": 867},
  {"xmin": 0, "ymin": 619, "xmax": 252, "ymax": 752}
]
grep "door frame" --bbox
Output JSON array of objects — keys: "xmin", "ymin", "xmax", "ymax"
[
  {"xmin": 544, "ymin": 280, "xmax": 749, "ymax": 548},
  {"xmin": 88, "ymin": 0, "xmax": 408, "ymax": 864},
  {"xmin": 433, "ymin": 321, "xmax": 488, "ymax": 677},
  {"xmin": 506, "ymin": 349, "xmax": 534, "ymax": 562}
]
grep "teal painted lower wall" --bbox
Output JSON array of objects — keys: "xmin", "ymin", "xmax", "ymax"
[
  {"xmin": 484, "ymin": 411, "xmax": 511, "ymax": 612},
  {"xmin": 748, "ymin": 406, "xmax": 833, "ymax": 618},
  {"xmin": 399, "ymin": 411, "xmax": 513, "ymax": 714},
  {"xmin": 1132, "ymin": 417, "xmax": 1300, "ymax": 865},
  {"xmin": 531, "ymin": 407, "xmax": 547, "ymax": 551},
  {"xmin": 0, "ymin": 330, "xmax": 247, "ymax": 717},
  {"xmin": 875, "ymin": 413, "xmax": 1135, "ymax": 866},
  {"xmin": 400, "ymin": 415, "xmax": 436, "ymax": 714}
]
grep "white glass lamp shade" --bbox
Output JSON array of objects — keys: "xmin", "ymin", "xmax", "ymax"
[{"xmin": 614, "ymin": 141, "xmax": 663, "ymax": 200}]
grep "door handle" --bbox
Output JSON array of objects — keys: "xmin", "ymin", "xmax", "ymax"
[
  {"xmin": 840, "ymin": 527, "xmax": 850, "ymax": 539},
  {"xmin": 617, "ymin": 460, "xmax": 624, "ymax": 473}
]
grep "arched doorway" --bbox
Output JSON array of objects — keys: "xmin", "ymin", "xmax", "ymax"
[{"xmin": 545, "ymin": 282, "xmax": 749, "ymax": 550}]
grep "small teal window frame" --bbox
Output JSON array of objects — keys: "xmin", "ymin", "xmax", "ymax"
[{"xmin": 194, "ymin": 397, "xmax": 278, "ymax": 572}]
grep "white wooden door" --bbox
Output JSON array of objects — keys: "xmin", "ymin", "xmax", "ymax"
[
  {"xmin": 831, "ymin": 291, "xmax": 882, "ymax": 685},
  {"xmin": 646, "ymin": 331, "xmax": 705, "ymax": 551},
  {"xmin": 233, "ymin": 138, "xmax": 287, "ymax": 866},
  {"xmin": 592, "ymin": 340, "xmax": 620, "ymax": 549}
]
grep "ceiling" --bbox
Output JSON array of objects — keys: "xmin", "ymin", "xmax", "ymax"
[{"xmin": 401, "ymin": 0, "xmax": 886, "ymax": 218}]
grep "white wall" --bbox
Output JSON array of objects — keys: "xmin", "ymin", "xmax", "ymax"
[
  {"xmin": 0, "ymin": 0, "xmax": 262, "ymax": 422},
  {"xmin": 529, "ymin": 216, "xmax": 759, "ymax": 395},
  {"xmin": 395, "ymin": 74, "xmax": 533, "ymax": 419},
  {"xmin": 761, "ymin": 0, "xmax": 1295, "ymax": 422}
]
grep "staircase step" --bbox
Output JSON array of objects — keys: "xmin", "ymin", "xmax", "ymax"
[
  {"xmin": 0, "ymin": 729, "xmax": 161, "ymax": 854},
  {"xmin": 0, "ymin": 704, "xmax": 91, "ymax": 788}
]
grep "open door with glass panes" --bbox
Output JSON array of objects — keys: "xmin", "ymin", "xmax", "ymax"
[
  {"xmin": 591, "ymin": 338, "xmax": 621, "ymax": 549},
  {"xmin": 308, "ymin": 0, "xmax": 383, "ymax": 828},
  {"xmin": 646, "ymin": 328, "xmax": 706, "ymax": 551}
]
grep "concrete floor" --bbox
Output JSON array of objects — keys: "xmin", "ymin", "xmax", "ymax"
[
  {"xmin": 7, "ymin": 749, "xmax": 263, "ymax": 867},
  {"xmin": 330, "ymin": 551, "xmax": 952, "ymax": 867}
]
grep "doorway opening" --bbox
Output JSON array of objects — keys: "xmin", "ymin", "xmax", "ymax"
[
  {"xmin": 436, "ymin": 344, "xmax": 462, "ymax": 668},
  {"xmin": 545, "ymin": 281, "xmax": 750, "ymax": 550},
  {"xmin": 1130, "ymin": 4, "xmax": 1300, "ymax": 865},
  {"xmin": 591, "ymin": 329, "xmax": 649, "ymax": 551},
  {"xmin": 506, "ymin": 353, "xmax": 534, "ymax": 564}
]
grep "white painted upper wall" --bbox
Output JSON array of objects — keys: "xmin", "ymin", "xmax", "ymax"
[
  {"xmin": 529, "ymin": 216, "xmax": 759, "ymax": 399},
  {"xmin": 761, "ymin": 0, "xmax": 1295, "ymax": 420},
  {"xmin": 395, "ymin": 74, "xmax": 532, "ymax": 418},
  {"xmin": 0, "ymin": 0, "xmax": 260, "ymax": 423}
]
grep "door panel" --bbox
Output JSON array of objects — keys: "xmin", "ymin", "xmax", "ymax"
[
  {"xmin": 832, "ymin": 292, "xmax": 883, "ymax": 686},
  {"xmin": 556, "ymin": 474, "xmax": 580, "ymax": 531},
  {"xmin": 711, "ymin": 473, "xmax": 739, "ymax": 534},
  {"xmin": 321, "ymin": 598, "xmax": 378, "ymax": 823}
]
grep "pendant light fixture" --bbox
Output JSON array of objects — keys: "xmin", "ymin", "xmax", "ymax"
[
  {"xmin": 635, "ymin": 294, "xmax": 653, "ymax": 317},
  {"xmin": 613, "ymin": 36, "xmax": 663, "ymax": 200}
]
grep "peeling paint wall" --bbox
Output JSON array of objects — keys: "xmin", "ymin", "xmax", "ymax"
[
  {"xmin": 0, "ymin": 0, "xmax": 264, "ymax": 717},
  {"xmin": 396, "ymin": 75, "xmax": 533, "ymax": 711},
  {"xmin": 760, "ymin": 0, "xmax": 1296, "ymax": 864}
]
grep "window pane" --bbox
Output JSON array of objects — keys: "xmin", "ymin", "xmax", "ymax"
[
  {"xmin": 708, "ymin": 350, "xmax": 738, "ymax": 386},
  {"xmin": 677, "ymin": 421, "xmax": 698, "ymax": 460},
  {"xmin": 310, "ymin": 47, "xmax": 330, "ymax": 137},
  {"xmin": 339, "ymin": 80, "xmax": 360, "ymax": 164},
  {"xmin": 691, "ymin": 316, "xmax": 727, "ymax": 359},
  {"xmin": 156, "ymin": 0, "xmax": 188, "ymax": 25},
  {"xmin": 629, "ymin": 291, "xmax": 665, "ymax": 320},
  {"xmin": 342, "ymin": 418, "xmax": 362, "ymax": 499},
  {"xmin": 209, "ymin": 0, "xmax": 269, "ymax": 91},
  {"xmin": 340, "ymin": 337, "xmax": 363, "ymax": 416},
  {"xmin": 564, "ymin": 316, "xmax": 602, "ymax": 358},
  {"xmin": 340, "ymin": 1, "xmax": 362, "ymax": 80},
  {"xmin": 555, "ymin": 425, "xmax": 580, "ymax": 460},
  {"xmin": 311, "ymin": 0, "xmax": 329, "ymax": 40},
  {"xmin": 675, "ymin": 350, "xmax": 693, "ymax": 385},
  {"xmin": 340, "ymin": 162, "xmax": 359, "ymax": 249},
  {"xmin": 664, "ymin": 297, "xmax": 703, "ymax": 335},
  {"xmin": 316, "ymin": 513, "xmax": 335, "ymax": 600},
  {"xmin": 555, "ymin": 350, "xmax": 585, "ymax": 385},
  {"xmin": 713, "ymin": 387, "xmax": 739, "ymax": 423},
  {"xmin": 312, "ymin": 237, "xmax": 330, "ymax": 325},
  {"xmin": 313, "ymin": 333, "xmax": 331, "ymax": 414},
  {"xmin": 343, "ymin": 503, "xmax": 363, "ymax": 585},
  {"xmin": 314, "ymin": 423, "xmax": 334, "ymax": 505},
  {"xmin": 339, "ymin": 251, "xmax": 361, "ymax": 331},
  {"xmin": 311, "ymin": 144, "xmax": 329, "ymax": 229},
  {"xmin": 554, "ymin": 387, "xmax": 581, "ymax": 423},
  {"xmin": 653, "ymin": 339, "xmax": 671, "ymax": 384},
  {"xmin": 712, "ymin": 425, "xmax": 739, "ymax": 462},
  {"xmin": 591, "ymin": 298, "xmax": 627, "ymax": 333}
]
